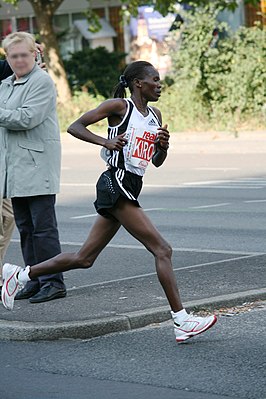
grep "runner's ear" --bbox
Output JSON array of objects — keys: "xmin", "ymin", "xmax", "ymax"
[{"xmin": 133, "ymin": 78, "xmax": 142, "ymax": 88}]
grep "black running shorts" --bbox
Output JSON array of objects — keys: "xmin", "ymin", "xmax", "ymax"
[{"xmin": 94, "ymin": 168, "xmax": 143, "ymax": 218}]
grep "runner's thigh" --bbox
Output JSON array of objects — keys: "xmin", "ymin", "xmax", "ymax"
[
  {"xmin": 109, "ymin": 198, "xmax": 168, "ymax": 253},
  {"xmin": 77, "ymin": 214, "xmax": 121, "ymax": 260}
]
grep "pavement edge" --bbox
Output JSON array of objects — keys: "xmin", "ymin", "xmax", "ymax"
[{"xmin": 0, "ymin": 288, "xmax": 265, "ymax": 341}]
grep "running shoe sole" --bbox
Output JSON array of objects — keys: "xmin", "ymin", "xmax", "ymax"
[
  {"xmin": 175, "ymin": 315, "xmax": 218, "ymax": 343},
  {"xmin": 1, "ymin": 264, "xmax": 21, "ymax": 310}
]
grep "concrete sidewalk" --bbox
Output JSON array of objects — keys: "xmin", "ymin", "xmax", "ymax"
[{"xmin": 0, "ymin": 254, "xmax": 265, "ymax": 341}]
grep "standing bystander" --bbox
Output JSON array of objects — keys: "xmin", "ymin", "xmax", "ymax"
[
  {"xmin": 0, "ymin": 32, "xmax": 66, "ymax": 303},
  {"xmin": 0, "ymin": 59, "xmax": 15, "ymax": 295}
]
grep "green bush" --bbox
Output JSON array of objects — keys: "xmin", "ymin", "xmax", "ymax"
[
  {"xmin": 157, "ymin": 82, "xmax": 210, "ymax": 132},
  {"xmin": 57, "ymin": 91, "xmax": 106, "ymax": 132},
  {"xmin": 64, "ymin": 46, "xmax": 125, "ymax": 98},
  {"xmin": 166, "ymin": 4, "xmax": 266, "ymax": 131}
]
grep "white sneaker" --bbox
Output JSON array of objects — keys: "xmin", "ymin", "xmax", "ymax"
[
  {"xmin": 173, "ymin": 313, "xmax": 217, "ymax": 342},
  {"xmin": 1, "ymin": 263, "xmax": 24, "ymax": 310}
]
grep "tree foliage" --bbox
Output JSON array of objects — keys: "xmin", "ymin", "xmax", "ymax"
[
  {"xmin": 1, "ymin": 0, "xmax": 263, "ymax": 105},
  {"xmin": 163, "ymin": 3, "xmax": 266, "ymax": 131},
  {"xmin": 64, "ymin": 46, "xmax": 126, "ymax": 98},
  {"xmin": 120, "ymin": 0, "xmax": 262, "ymax": 15}
]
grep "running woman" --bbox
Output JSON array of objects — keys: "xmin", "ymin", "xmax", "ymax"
[{"xmin": 1, "ymin": 61, "xmax": 217, "ymax": 342}]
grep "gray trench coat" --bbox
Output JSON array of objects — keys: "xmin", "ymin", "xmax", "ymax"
[{"xmin": 0, "ymin": 64, "xmax": 61, "ymax": 198}]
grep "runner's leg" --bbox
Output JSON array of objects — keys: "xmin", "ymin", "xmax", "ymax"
[
  {"xmin": 109, "ymin": 198, "xmax": 183, "ymax": 312},
  {"xmin": 29, "ymin": 215, "xmax": 121, "ymax": 278}
]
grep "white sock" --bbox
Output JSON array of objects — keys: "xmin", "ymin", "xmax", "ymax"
[
  {"xmin": 171, "ymin": 308, "xmax": 188, "ymax": 324},
  {"xmin": 18, "ymin": 265, "xmax": 31, "ymax": 285}
]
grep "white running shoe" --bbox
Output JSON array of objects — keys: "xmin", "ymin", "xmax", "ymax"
[
  {"xmin": 1, "ymin": 263, "xmax": 24, "ymax": 310},
  {"xmin": 173, "ymin": 313, "xmax": 217, "ymax": 343}
]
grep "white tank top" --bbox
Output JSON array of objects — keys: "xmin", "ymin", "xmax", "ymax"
[{"xmin": 101, "ymin": 98, "xmax": 161, "ymax": 176}]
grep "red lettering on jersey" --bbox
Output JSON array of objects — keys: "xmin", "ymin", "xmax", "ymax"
[
  {"xmin": 133, "ymin": 138, "xmax": 155, "ymax": 161},
  {"xmin": 143, "ymin": 131, "xmax": 156, "ymax": 141}
]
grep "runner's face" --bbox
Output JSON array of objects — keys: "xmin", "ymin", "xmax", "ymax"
[{"xmin": 140, "ymin": 67, "xmax": 161, "ymax": 101}]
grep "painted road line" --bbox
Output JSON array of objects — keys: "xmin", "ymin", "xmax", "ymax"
[
  {"xmin": 190, "ymin": 203, "xmax": 230, "ymax": 209},
  {"xmin": 70, "ymin": 208, "xmax": 165, "ymax": 219},
  {"xmin": 58, "ymin": 200, "xmax": 266, "ymax": 220},
  {"xmin": 244, "ymin": 199, "xmax": 266, "ymax": 203},
  {"xmin": 185, "ymin": 183, "xmax": 264, "ymax": 190},
  {"xmin": 184, "ymin": 180, "xmax": 235, "ymax": 185},
  {"xmin": 142, "ymin": 208, "xmax": 165, "ymax": 212},
  {"xmin": 61, "ymin": 181, "xmax": 264, "ymax": 190},
  {"xmin": 10, "ymin": 238, "xmax": 266, "ymax": 256},
  {"xmin": 236, "ymin": 180, "xmax": 266, "ymax": 184},
  {"xmin": 194, "ymin": 168, "xmax": 240, "ymax": 171},
  {"xmin": 61, "ymin": 183, "xmax": 95, "ymax": 187},
  {"xmin": 68, "ymin": 253, "xmax": 260, "ymax": 290},
  {"xmin": 238, "ymin": 178, "xmax": 266, "ymax": 180},
  {"xmin": 71, "ymin": 213, "xmax": 97, "ymax": 219},
  {"xmin": 172, "ymin": 254, "xmax": 258, "ymax": 272},
  {"xmin": 104, "ymin": 245, "xmax": 264, "ymax": 256}
]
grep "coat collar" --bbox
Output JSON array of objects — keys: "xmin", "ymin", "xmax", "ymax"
[{"xmin": 2, "ymin": 63, "xmax": 39, "ymax": 86}]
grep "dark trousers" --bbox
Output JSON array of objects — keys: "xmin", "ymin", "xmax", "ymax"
[{"xmin": 11, "ymin": 195, "xmax": 65, "ymax": 290}]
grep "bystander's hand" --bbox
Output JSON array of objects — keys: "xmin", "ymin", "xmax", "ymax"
[{"xmin": 35, "ymin": 43, "xmax": 46, "ymax": 71}]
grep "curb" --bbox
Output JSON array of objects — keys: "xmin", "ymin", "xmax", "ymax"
[{"xmin": 0, "ymin": 288, "xmax": 265, "ymax": 341}]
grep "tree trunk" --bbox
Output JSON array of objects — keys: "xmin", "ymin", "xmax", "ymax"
[{"xmin": 29, "ymin": 0, "xmax": 72, "ymax": 103}]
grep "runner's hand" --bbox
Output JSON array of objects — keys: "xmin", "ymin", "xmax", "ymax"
[
  {"xmin": 156, "ymin": 124, "xmax": 169, "ymax": 150},
  {"xmin": 105, "ymin": 133, "xmax": 128, "ymax": 151}
]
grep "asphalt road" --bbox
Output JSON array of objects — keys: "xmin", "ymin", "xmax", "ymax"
[
  {"xmin": 1, "ymin": 303, "xmax": 265, "ymax": 399},
  {"xmin": 2, "ymin": 132, "xmax": 266, "ymax": 399},
  {"xmin": 7, "ymin": 133, "xmax": 266, "ymax": 289}
]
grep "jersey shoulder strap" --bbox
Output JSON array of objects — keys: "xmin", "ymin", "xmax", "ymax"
[{"xmin": 148, "ymin": 106, "xmax": 161, "ymax": 127}]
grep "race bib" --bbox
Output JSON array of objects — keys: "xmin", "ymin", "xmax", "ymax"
[{"xmin": 124, "ymin": 126, "xmax": 158, "ymax": 170}]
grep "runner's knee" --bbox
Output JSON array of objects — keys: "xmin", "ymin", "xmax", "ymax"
[
  {"xmin": 153, "ymin": 241, "xmax": 172, "ymax": 260},
  {"xmin": 74, "ymin": 253, "xmax": 95, "ymax": 269}
]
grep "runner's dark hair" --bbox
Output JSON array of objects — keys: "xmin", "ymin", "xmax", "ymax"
[{"xmin": 113, "ymin": 61, "xmax": 153, "ymax": 99}]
